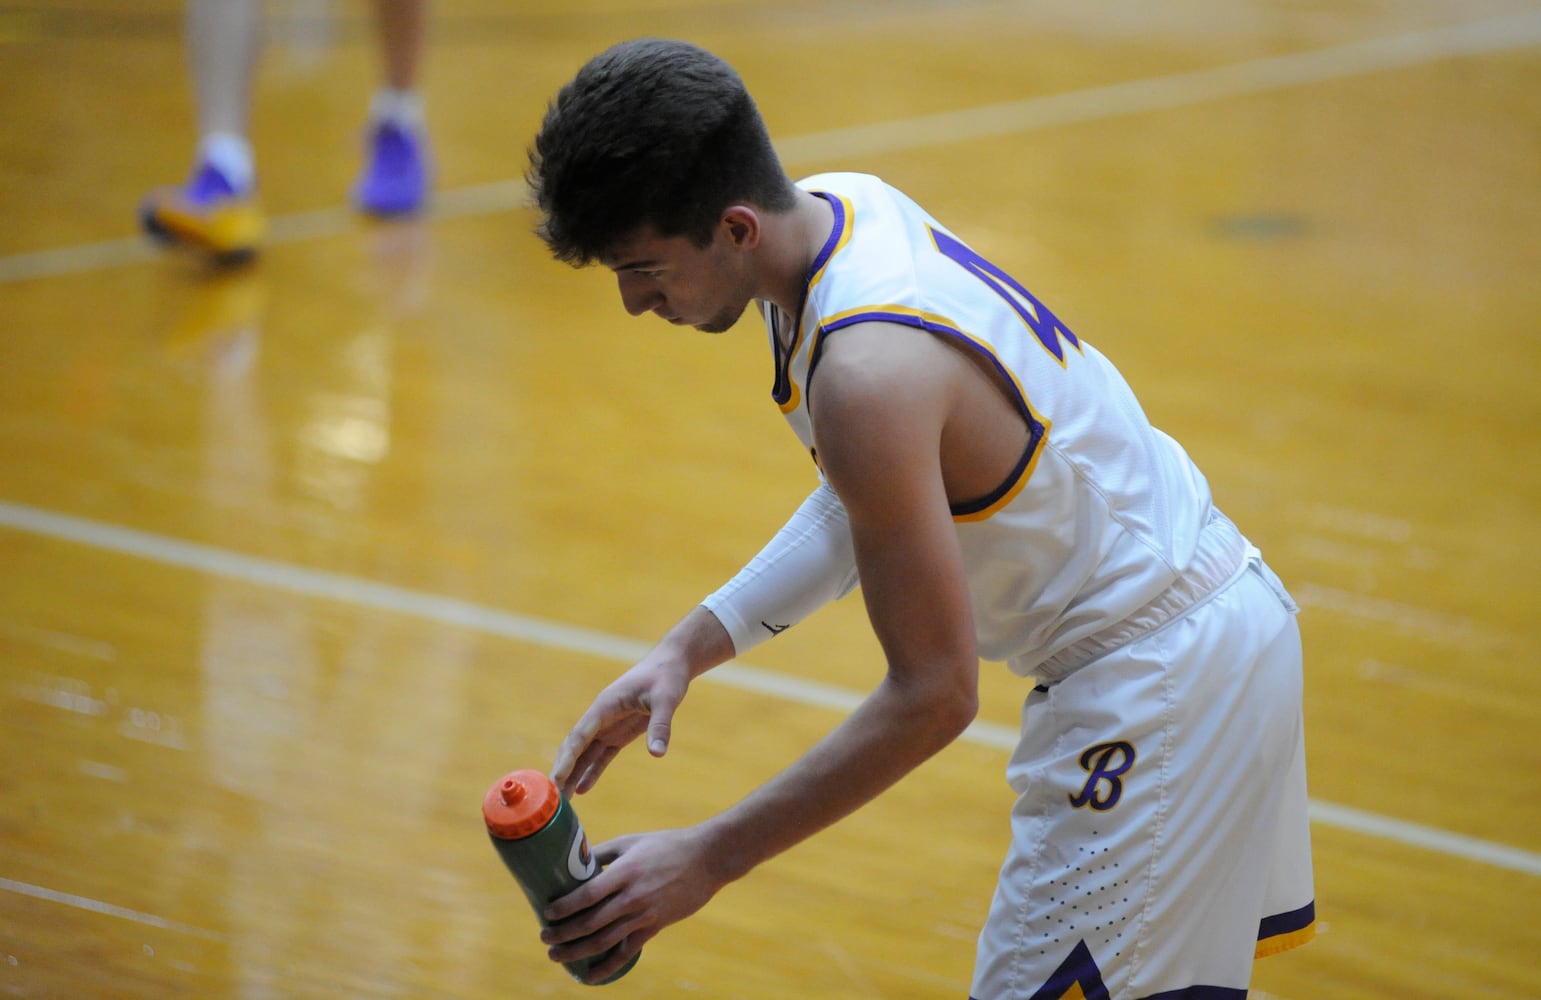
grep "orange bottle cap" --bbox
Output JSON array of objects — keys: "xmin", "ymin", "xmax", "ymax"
[{"xmin": 483, "ymin": 769, "xmax": 561, "ymax": 839}]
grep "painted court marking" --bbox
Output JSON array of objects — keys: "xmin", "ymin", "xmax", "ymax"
[
  {"xmin": 2, "ymin": 499, "xmax": 1539, "ymax": 883},
  {"xmin": 3, "ymin": 12, "xmax": 1540, "ymax": 285},
  {"xmin": 0, "ymin": 876, "xmax": 224, "ymax": 942}
]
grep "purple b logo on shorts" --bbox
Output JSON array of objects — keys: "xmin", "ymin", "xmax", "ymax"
[{"xmin": 1069, "ymin": 741, "xmax": 1137, "ymax": 811}]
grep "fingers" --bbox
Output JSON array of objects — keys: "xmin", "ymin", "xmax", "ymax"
[
  {"xmin": 538, "ymin": 825, "xmax": 711, "ymax": 982},
  {"xmin": 543, "ymin": 905, "xmax": 638, "ymax": 953},
  {"xmin": 580, "ymin": 937, "xmax": 643, "ymax": 984},
  {"xmin": 573, "ymin": 745, "xmax": 621, "ymax": 795},
  {"xmin": 543, "ymin": 869, "xmax": 612, "ymax": 925},
  {"xmin": 551, "ymin": 708, "xmax": 627, "ymax": 797},
  {"xmin": 550, "ymin": 715, "xmax": 600, "ymax": 790},
  {"xmin": 574, "ymin": 929, "xmax": 657, "ymax": 984},
  {"xmin": 551, "ymin": 666, "xmax": 686, "ymax": 793},
  {"xmin": 542, "ymin": 836, "xmax": 637, "ymax": 926},
  {"xmin": 544, "ymin": 902, "xmax": 653, "ymax": 977},
  {"xmin": 542, "ymin": 866, "xmax": 662, "ymax": 981}
]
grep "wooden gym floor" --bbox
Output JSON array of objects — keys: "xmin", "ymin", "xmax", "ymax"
[{"xmin": 1, "ymin": 1, "xmax": 1538, "ymax": 997}]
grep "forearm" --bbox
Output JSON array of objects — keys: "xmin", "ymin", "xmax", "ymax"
[
  {"xmin": 696, "ymin": 666, "xmax": 977, "ymax": 885},
  {"xmin": 702, "ymin": 481, "xmax": 859, "ymax": 655}
]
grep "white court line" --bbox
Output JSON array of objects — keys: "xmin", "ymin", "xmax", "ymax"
[
  {"xmin": 772, "ymin": 10, "xmax": 1541, "ymax": 163},
  {"xmin": 3, "ymin": 11, "xmax": 1540, "ymax": 285},
  {"xmin": 2, "ymin": 499, "xmax": 1539, "ymax": 880},
  {"xmin": 0, "ymin": 876, "xmax": 224, "ymax": 941}
]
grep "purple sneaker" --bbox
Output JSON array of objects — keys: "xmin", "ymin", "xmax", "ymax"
[{"xmin": 354, "ymin": 120, "xmax": 431, "ymax": 217}]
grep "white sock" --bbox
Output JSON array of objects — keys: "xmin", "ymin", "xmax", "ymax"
[
  {"xmin": 368, "ymin": 87, "xmax": 425, "ymax": 133},
  {"xmin": 195, "ymin": 132, "xmax": 255, "ymax": 192}
]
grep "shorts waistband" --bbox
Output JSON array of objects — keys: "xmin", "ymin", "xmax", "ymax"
[{"xmin": 1032, "ymin": 510, "xmax": 1252, "ymax": 686}]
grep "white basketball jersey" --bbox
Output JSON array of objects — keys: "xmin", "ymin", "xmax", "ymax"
[{"xmin": 764, "ymin": 173, "xmax": 1246, "ymax": 676}]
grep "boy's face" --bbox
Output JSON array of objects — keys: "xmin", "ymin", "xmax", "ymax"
[{"xmin": 600, "ymin": 221, "xmax": 757, "ymax": 334}]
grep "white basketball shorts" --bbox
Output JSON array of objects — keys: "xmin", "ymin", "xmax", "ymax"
[{"xmin": 970, "ymin": 555, "xmax": 1315, "ymax": 1000}]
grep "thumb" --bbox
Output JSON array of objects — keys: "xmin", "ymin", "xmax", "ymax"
[
  {"xmin": 644, "ymin": 694, "xmax": 677, "ymax": 757},
  {"xmin": 592, "ymin": 833, "xmax": 640, "ymax": 866}
]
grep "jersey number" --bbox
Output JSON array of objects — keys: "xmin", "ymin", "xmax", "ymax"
[{"xmin": 930, "ymin": 227, "xmax": 1080, "ymax": 365}]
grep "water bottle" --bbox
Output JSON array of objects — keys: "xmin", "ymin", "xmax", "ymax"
[{"xmin": 482, "ymin": 769, "xmax": 640, "ymax": 985}]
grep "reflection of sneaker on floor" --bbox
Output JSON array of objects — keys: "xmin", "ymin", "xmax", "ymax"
[
  {"xmin": 140, "ymin": 162, "xmax": 266, "ymax": 261},
  {"xmin": 353, "ymin": 120, "xmax": 431, "ymax": 217},
  {"xmin": 159, "ymin": 265, "xmax": 267, "ymax": 360}
]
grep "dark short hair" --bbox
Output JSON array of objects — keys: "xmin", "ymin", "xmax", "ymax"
[{"xmin": 528, "ymin": 38, "xmax": 798, "ymax": 266}]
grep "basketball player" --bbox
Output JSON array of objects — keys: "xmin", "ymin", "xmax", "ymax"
[{"xmin": 530, "ymin": 38, "xmax": 1314, "ymax": 998}]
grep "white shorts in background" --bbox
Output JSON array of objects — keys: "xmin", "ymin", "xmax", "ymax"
[{"xmin": 970, "ymin": 557, "xmax": 1315, "ymax": 1000}]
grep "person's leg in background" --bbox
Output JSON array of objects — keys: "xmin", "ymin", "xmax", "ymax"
[
  {"xmin": 140, "ymin": 0, "xmax": 266, "ymax": 259},
  {"xmin": 353, "ymin": 0, "xmax": 432, "ymax": 217}
]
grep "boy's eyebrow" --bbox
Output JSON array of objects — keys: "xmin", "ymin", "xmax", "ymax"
[{"xmin": 609, "ymin": 258, "xmax": 660, "ymax": 272}]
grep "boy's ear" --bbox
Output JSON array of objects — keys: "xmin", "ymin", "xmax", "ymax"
[{"xmin": 721, "ymin": 205, "xmax": 762, "ymax": 250}]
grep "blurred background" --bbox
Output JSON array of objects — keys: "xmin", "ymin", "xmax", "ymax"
[{"xmin": 1, "ymin": 1, "xmax": 1538, "ymax": 997}]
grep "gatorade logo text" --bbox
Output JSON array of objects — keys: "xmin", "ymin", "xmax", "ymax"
[
  {"xmin": 1068, "ymin": 741, "xmax": 1137, "ymax": 811},
  {"xmin": 567, "ymin": 830, "xmax": 597, "ymax": 881}
]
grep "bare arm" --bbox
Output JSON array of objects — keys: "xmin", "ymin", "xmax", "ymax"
[
  {"xmin": 543, "ymin": 323, "xmax": 984, "ymax": 981},
  {"xmin": 694, "ymin": 321, "xmax": 982, "ymax": 875}
]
